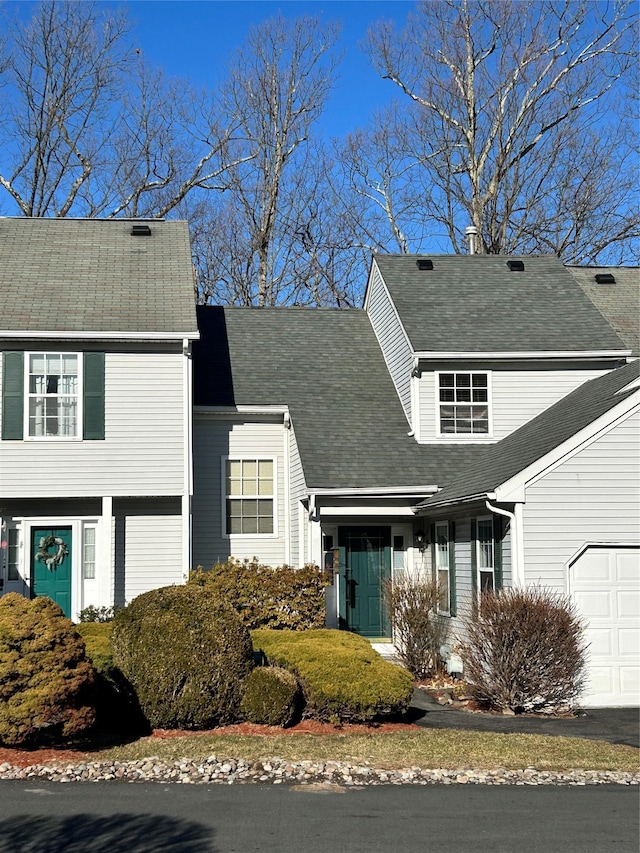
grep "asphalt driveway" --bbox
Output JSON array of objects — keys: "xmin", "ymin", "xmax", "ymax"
[{"xmin": 410, "ymin": 689, "xmax": 640, "ymax": 748}]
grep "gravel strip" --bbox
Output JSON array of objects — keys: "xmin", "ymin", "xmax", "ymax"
[{"xmin": 0, "ymin": 758, "xmax": 637, "ymax": 786}]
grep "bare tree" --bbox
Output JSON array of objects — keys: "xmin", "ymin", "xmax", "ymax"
[
  {"xmin": 0, "ymin": 1, "xmax": 247, "ymax": 220},
  {"xmin": 0, "ymin": 1, "xmax": 131, "ymax": 217},
  {"xmin": 364, "ymin": 0, "xmax": 639, "ymax": 261},
  {"xmin": 197, "ymin": 15, "xmax": 341, "ymax": 307}
]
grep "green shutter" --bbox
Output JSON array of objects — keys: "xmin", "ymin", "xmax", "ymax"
[
  {"xmin": 448, "ymin": 520, "xmax": 457, "ymax": 617},
  {"xmin": 2, "ymin": 351, "xmax": 24, "ymax": 440},
  {"xmin": 83, "ymin": 352, "xmax": 105, "ymax": 440},
  {"xmin": 493, "ymin": 515, "xmax": 503, "ymax": 590},
  {"xmin": 470, "ymin": 518, "xmax": 477, "ymax": 597}
]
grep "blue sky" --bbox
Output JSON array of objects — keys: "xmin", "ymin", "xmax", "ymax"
[{"xmin": 118, "ymin": 0, "xmax": 416, "ymax": 138}]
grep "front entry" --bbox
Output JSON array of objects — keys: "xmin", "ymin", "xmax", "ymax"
[
  {"xmin": 31, "ymin": 527, "xmax": 72, "ymax": 617},
  {"xmin": 338, "ymin": 526, "xmax": 391, "ymax": 638}
]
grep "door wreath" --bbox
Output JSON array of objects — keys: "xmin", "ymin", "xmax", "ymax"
[{"xmin": 36, "ymin": 535, "xmax": 68, "ymax": 571}]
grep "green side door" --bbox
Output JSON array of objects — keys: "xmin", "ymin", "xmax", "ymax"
[
  {"xmin": 32, "ymin": 527, "xmax": 72, "ymax": 617},
  {"xmin": 338, "ymin": 526, "xmax": 391, "ymax": 638}
]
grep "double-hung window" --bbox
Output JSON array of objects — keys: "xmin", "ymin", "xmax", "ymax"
[
  {"xmin": 434, "ymin": 521, "xmax": 451, "ymax": 614},
  {"xmin": 225, "ymin": 458, "xmax": 275, "ymax": 535},
  {"xmin": 27, "ymin": 353, "xmax": 79, "ymax": 438},
  {"xmin": 476, "ymin": 517, "xmax": 496, "ymax": 592},
  {"xmin": 438, "ymin": 371, "xmax": 490, "ymax": 435}
]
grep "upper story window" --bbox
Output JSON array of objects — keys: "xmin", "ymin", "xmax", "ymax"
[
  {"xmin": 27, "ymin": 353, "xmax": 80, "ymax": 438},
  {"xmin": 2, "ymin": 351, "xmax": 105, "ymax": 441},
  {"xmin": 437, "ymin": 371, "xmax": 490, "ymax": 435},
  {"xmin": 224, "ymin": 458, "xmax": 276, "ymax": 536}
]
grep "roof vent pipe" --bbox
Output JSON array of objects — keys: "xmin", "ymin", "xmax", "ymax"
[{"xmin": 465, "ymin": 225, "xmax": 478, "ymax": 255}]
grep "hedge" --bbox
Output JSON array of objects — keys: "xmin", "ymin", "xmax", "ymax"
[
  {"xmin": 251, "ymin": 628, "xmax": 414, "ymax": 723},
  {"xmin": 190, "ymin": 559, "xmax": 329, "ymax": 630}
]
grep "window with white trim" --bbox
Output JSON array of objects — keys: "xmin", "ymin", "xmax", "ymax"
[
  {"xmin": 27, "ymin": 352, "xmax": 80, "ymax": 438},
  {"xmin": 82, "ymin": 525, "xmax": 97, "ymax": 580},
  {"xmin": 6, "ymin": 527, "xmax": 20, "ymax": 581},
  {"xmin": 476, "ymin": 517, "xmax": 495, "ymax": 592},
  {"xmin": 434, "ymin": 521, "xmax": 451, "ymax": 613},
  {"xmin": 438, "ymin": 372, "xmax": 489, "ymax": 435},
  {"xmin": 225, "ymin": 459, "xmax": 275, "ymax": 535}
]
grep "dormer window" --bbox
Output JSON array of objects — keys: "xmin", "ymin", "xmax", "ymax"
[{"xmin": 437, "ymin": 371, "xmax": 491, "ymax": 436}]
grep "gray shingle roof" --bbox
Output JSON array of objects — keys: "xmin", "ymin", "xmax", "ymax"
[
  {"xmin": 373, "ymin": 254, "xmax": 629, "ymax": 353},
  {"xmin": 422, "ymin": 359, "xmax": 640, "ymax": 507},
  {"xmin": 0, "ymin": 218, "xmax": 198, "ymax": 337},
  {"xmin": 567, "ymin": 266, "xmax": 640, "ymax": 356},
  {"xmin": 193, "ymin": 306, "xmax": 480, "ymax": 491}
]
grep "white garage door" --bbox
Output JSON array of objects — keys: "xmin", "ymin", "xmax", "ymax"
[{"xmin": 571, "ymin": 546, "xmax": 640, "ymax": 707}]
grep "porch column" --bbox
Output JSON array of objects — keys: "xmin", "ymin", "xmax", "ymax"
[{"xmin": 99, "ymin": 496, "xmax": 114, "ymax": 608}]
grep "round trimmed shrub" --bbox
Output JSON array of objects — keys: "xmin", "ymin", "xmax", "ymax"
[
  {"xmin": 111, "ymin": 585, "xmax": 253, "ymax": 729},
  {"xmin": 0, "ymin": 593, "xmax": 96, "ymax": 747},
  {"xmin": 240, "ymin": 666, "xmax": 300, "ymax": 727}
]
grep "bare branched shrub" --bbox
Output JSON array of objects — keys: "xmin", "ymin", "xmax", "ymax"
[
  {"xmin": 459, "ymin": 587, "xmax": 587, "ymax": 713},
  {"xmin": 384, "ymin": 572, "xmax": 448, "ymax": 679}
]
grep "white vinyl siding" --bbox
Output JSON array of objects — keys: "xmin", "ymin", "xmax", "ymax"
[
  {"xmin": 365, "ymin": 263, "xmax": 413, "ymax": 422},
  {"xmin": 192, "ymin": 416, "xmax": 287, "ymax": 568},
  {"xmin": 0, "ymin": 350, "xmax": 186, "ymax": 496},
  {"xmin": 288, "ymin": 425, "xmax": 307, "ymax": 567},
  {"xmin": 522, "ymin": 409, "xmax": 640, "ymax": 593},
  {"xmin": 123, "ymin": 512, "xmax": 184, "ymax": 602},
  {"xmin": 419, "ymin": 365, "xmax": 611, "ymax": 442}
]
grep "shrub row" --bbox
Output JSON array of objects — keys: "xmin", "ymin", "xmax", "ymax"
[
  {"xmin": 189, "ymin": 559, "xmax": 328, "ymax": 630},
  {"xmin": 252, "ymin": 628, "xmax": 414, "ymax": 723}
]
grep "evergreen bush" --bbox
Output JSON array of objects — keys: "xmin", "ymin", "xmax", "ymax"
[
  {"xmin": 189, "ymin": 559, "xmax": 328, "ymax": 630},
  {"xmin": 251, "ymin": 628, "xmax": 414, "ymax": 722},
  {"xmin": 111, "ymin": 585, "xmax": 253, "ymax": 729},
  {"xmin": 76, "ymin": 622, "xmax": 148, "ymax": 734},
  {"xmin": 459, "ymin": 587, "xmax": 588, "ymax": 713},
  {"xmin": 0, "ymin": 594, "xmax": 96, "ymax": 747},
  {"xmin": 240, "ymin": 666, "xmax": 300, "ymax": 727}
]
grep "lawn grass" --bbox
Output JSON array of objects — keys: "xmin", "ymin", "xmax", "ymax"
[{"xmin": 88, "ymin": 729, "xmax": 640, "ymax": 773}]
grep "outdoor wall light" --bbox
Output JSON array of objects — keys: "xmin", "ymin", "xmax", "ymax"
[{"xmin": 414, "ymin": 530, "xmax": 426, "ymax": 547}]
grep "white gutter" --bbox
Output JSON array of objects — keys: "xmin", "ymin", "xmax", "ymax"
[
  {"xmin": 413, "ymin": 350, "xmax": 630, "ymax": 360},
  {"xmin": 194, "ymin": 405, "xmax": 290, "ymax": 416},
  {"xmin": 311, "ymin": 485, "xmax": 439, "ymax": 497},
  {"xmin": 485, "ymin": 498, "xmax": 524, "ymax": 587},
  {"xmin": 1, "ymin": 330, "xmax": 200, "ymax": 341}
]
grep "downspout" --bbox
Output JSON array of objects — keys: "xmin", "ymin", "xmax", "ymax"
[
  {"xmin": 283, "ymin": 412, "xmax": 291, "ymax": 565},
  {"xmin": 408, "ymin": 357, "xmax": 420, "ymax": 438},
  {"xmin": 485, "ymin": 499, "xmax": 523, "ymax": 587}
]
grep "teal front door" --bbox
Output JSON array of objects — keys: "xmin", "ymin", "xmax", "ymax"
[
  {"xmin": 32, "ymin": 527, "xmax": 72, "ymax": 617},
  {"xmin": 338, "ymin": 526, "xmax": 391, "ymax": 638}
]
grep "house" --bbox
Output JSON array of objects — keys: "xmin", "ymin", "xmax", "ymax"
[
  {"xmin": 1, "ymin": 217, "xmax": 638, "ymax": 707},
  {"xmin": 0, "ymin": 218, "xmax": 198, "ymax": 620},
  {"xmin": 192, "ymin": 255, "xmax": 639, "ymax": 707}
]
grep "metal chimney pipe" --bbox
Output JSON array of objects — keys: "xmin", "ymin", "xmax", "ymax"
[{"xmin": 465, "ymin": 225, "xmax": 478, "ymax": 255}]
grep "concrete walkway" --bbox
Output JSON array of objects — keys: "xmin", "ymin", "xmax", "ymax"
[{"xmin": 409, "ymin": 689, "xmax": 640, "ymax": 748}]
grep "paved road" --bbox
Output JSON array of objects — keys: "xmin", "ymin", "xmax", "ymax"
[{"xmin": 0, "ymin": 781, "xmax": 637, "ymax": 853}]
